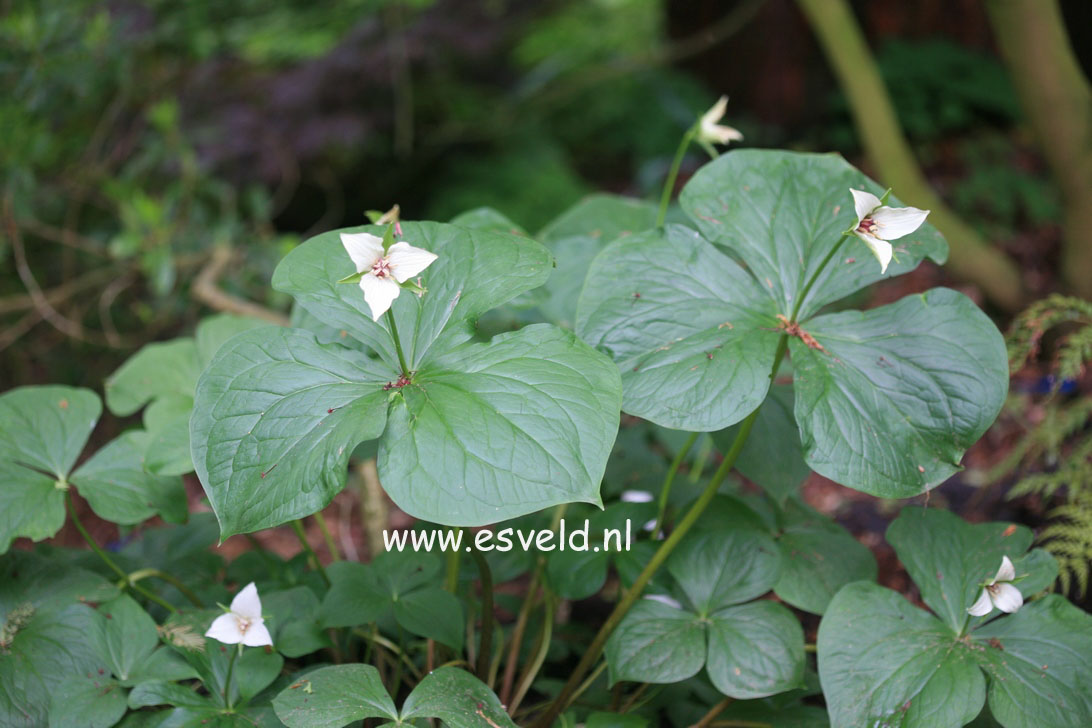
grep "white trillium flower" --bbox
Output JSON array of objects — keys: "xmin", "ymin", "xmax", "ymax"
[
  {"xmin": 698, "ymin": 96, "xmax": 743, "ymax": 146},
  {"xmin": 205, "ymin": 582, "xmax": 273, "ymax": 647},
  {"xmin": 849, "ymin": 189, "xmax": 930, "ymax": 275},
  {"xmin": 967, "ymin": 555, "xmax": 1023, "ymax": 617},
  {"xmin": 340, "ymin": 232, "xmax": 438, "ymax": 321}
]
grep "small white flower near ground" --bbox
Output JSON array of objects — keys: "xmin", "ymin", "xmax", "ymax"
[
  {"xmin": 967, "ymin": 555, "xmax": 1023, "ymax": 617},
  {"xmin": 341, "ymin": 231, "xmax": 438, "ymax": 321},
  {"xmin": 849, "ymin": 189, "xmax": 930, "ymax": 274},
  {"xmin": 206, "ymin": 582, "xmax": 273, "ymax": 647},
  {"xmin": 698, "ymin": 96, "xmax": 743, "ymax": 146}
]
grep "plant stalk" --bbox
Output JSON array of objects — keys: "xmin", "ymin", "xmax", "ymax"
[
  {"xmin": 469, "ymin": 547, "xmax": 495, "ymax": 680},
  {"xmin": 386, "ymin": 309, "xmax": 411, "ymax": 375},
  {"xmin": 290, "ymin": 519, "xmax": 331, "ymax": 587},
  {"xmin": 654, "ymin": 431, "xmax": 699, "ymax": 536},
  {"xmin": 657, "ymin": 125, "xmax": 697, "ymax": 227},
  {"xmin": 313, "ymin": 511, "xmax": 340, "ymax": 561}
]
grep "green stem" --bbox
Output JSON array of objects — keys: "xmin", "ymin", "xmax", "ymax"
[
  {"xmin": 500, "ymin": 564, "xmax": 541, "ymax": 706},
  {"xmin": 223, "ymin": 645, "xmax": 239, "ymax": 709},
  {"xmin": 66, "ymin": 491, "xmax": 177, "ymax": 613},
  {"xmin": 530, "ymin": 336, "xmax": 788, "ymax": 728},
  {"xmin": 445, "ymin": 530, "xmax": 461, "ymax": 592},
  {"xmin": 290, "ymin": 519, "xmax": 331, "ymax": 587},
  {"xmin": 790, "ymin": 232, "xmax": 851, "ymax": 321},
  {"xmin": 656, "ymin": 125, "xmax": 697, "ymax": 227},
  {"xmin": 313, "ymin": 512, "xmax": 340, "ymax": 561},
  {"xmin": 509, "ymin": 593, "xmax": 554, "ymax": 715},
  {"xmin": 386, "ymin": 309, "xmax": 410, "ymax": 375},
  {"xmin": 126, "ymin": 568, "xmax": 205, "ymax": 607},
  {"xmin": 653, "ymin": 432, "xmax": 698, "ymax": 536},
  {"xmin": 469, "ymin": 547, "xmax": 494, "ymax": 680}
]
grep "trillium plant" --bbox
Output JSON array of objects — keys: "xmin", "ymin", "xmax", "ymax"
[{"xmin": 2, "ymin": 98, "xmax": 1090, "ymax": 728}]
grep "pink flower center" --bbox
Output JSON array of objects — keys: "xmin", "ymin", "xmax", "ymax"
[
  {"xmin": 371, "ymin": 257, "xmax": 392, "ymax": 278},
  {"xmin": 857, "ymin": 217, "xmax": 879, "ymax": 236},
  {"xmin": 237, "ymin": 616, "xmax": 252, "ymax": 634}
]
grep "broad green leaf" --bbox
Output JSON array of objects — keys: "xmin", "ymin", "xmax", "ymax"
[
  {"xmin": 545, "ymin": 502, "xmax": 654, "ymax": 599},
  {"xmin": 886, "ymin": 507, "xmax": 1033, "ymax": 633},
  {"xmin": 818, "ymin": 582, "xmax": 986, "ymax": 728},
  {"xmin": 91, "ymin": 595, "xmax": 159, "ymax": 682},
  {"xmin": 370, "ymin": 547, "xmax": 444, "ymax": 597},
  {"xmin": 791, "ymin": 289, "xmax": 1007, "ymax": 499},
  {"xmin": 450, "ymin": 207, "xmax": 529, "ymax": 237},
  {"xmin": 536, "ymin": 194, "xmax": 658, "ymax": 330},
  {"xmin": 392, "ymin": 587, "xmax": 464, "ymax": 651},
  {"xmin": 585, "ymin": 712, "xmax": 649, "ymax": 728},
  {"xmin": 127, "ymin": 647, "xmax": 200, "ymax": 685},
  {"xmin": 539, "ymin": 194, "xmax": 658, "ymax": 243},
  {"xmin": 381, "ymin": 324, "xmax": 621, "ymax": 524},
  {"xmin": 143, "ymin": 410, "xmax": 195, "ymax": 476},
  {"xmin": 272, "ymin": 221, "xmax": 553, "ymax": 369},
  {"xmin": 400, "ymin": 666, "xmax": 517, "ymax": 728},
  {"xmin": 272, "ymin": 664, "xmax": 397, "ymax": 728},
  {"xmin": 48, "ymin": 676, "xmax": 128, "ymax": 728},
  {"xmin": 318, "ymin": 562, "xmax": 389, "ymax": 629},
  {"xmin": 190, "ymin": 326, "xmax": 393, "ymax": 538},
  {"xmin": 679, "ymin": 149, "xmax": 948, "ymax": 318},
  {"xmin": 718, "ymin": 701, "xmax": 830, "ymax": 728},
  {"xmin": 715, "ymin": 382, "xmax": 811, "ymax": 503},
  {"xmin": 105, "ymin": 340, "xmax": 199, "ymax": 417},
  {"xmin": 128, "ymin": 681, "xmax": 211, "ymax": 709},
  {"xmin": 0, "ymin": 459, "xmax": 65, "ymax": 553},
  {"xmin": 263, "ymin": 587, "xmax": 329, "ymax": 658},
  {"xmin": 1, "ymin": 553, "xmax": 118, "ymax": 728},
  {"xmin": 706, "ymin": 601, "xmax": 805, "ymax": 699},
  {"xmin": 668, "ymin": 527, "xmax": 781, "ymax": 614},
  {"xmin": 605, "ymin": 599, "xmax": 707, "ymax": 685},
  {"xmin": 72, "ymin": 431, "xmax": 187, "ymax": 525},
  {"xmin": 0, "ymin": 385, "xmax": 100, "ymax": 478},
  {"xmin": 972, "ymin": 595, "xmax": 1092, "ymax": 728},
  {"xmin": 773, "ymin": 500, "xmax": 877, "ymax": 615},
  {"xmin": 194, "ymin": 314, "xmax": 271, "ymax": 364},
  {"xmin": 576, "ymin": 224, "xmax": 781, "ymax": 431}
]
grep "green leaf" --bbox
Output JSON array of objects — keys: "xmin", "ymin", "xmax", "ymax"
[
  {"xmin": 536, "ymin": 194, "xmax": 658, "ymax": 330},
  {"xmin": 790, "ymin": 289, "xmax": 1007, "ymax": 499},
  {"xmin": 381, "ymin": 324, "xmax": 620, "ymax": 524},
  {"xmin": 91, "ymin": 595, "xmax": 159, "ymax": 682},
  {"xmin": 772, "ymin": 500, "xmax": 877, "ymax": 615},
  {"xmin": 318, "ymin": 562, "xmax": 389, "ymax": 629},
  {"xmin": 0, "ymin": 459, "xmax": 65, "ymax": 553},
  {"xmin": 105, "ymin": 340, "xmax": 199, "ymax": 417},
  {"xmin": 818, "ymin": 581, "xmax": 986, "ymax": 728},
  {"xmin": 128, "ymin": 680, "xmax": 212, "ymax": 710},
  {"xmin": 715, "ymin": 383, "xmax": 811, "ymax": 503},
  {"xmin": 576, "ymin": 224, "xmax": 781, "ymax": 431},
  {"xmin": 706, "ymin": 601, "xmax": 805, "ymax": 699},
  {"xmin": 972, "ymin": 595, "xmax": 1092, "ymax": 728},
  {"xmin": 679, "ymin": 149, "xmax": 948, "ymax": 318},
  {"xmin": 48, "ymin": 676, "xmax": 128, "ymax": 728},
  {"xmin": 272, "ymin": 221, "xmax": 553, "ymax": 369},
  {"xmin": 190, "ymin": 326, "xmax": 393, "ymax": 538},
  {"xmin": 392, "ymin": 587, "xmax": 464, "ymax": 651},
  {"xmin": 72, "ymin": 431, "xmax": 187, "ymax": 525},
  {"xmin": 264, "ymin": 587, "xmax": 330, "ymax": 658},
  {"xmin": 668, "ymin": 527, "xmax": 781, "ymax": 614},
  {"xmin": 886, "ymin": 507, "xmax": 1034, "ymax": 633},
  {"xmin": 127, "ymin": 647, "xmax": 200, "ymax": 685},
  {"xmin": 400, "ymin": 666, "xmax": 517, "ymax": 728},
  {"xmin": 605, "ymin": 599, "xmax": 706, "ymax": 685},
  {"xmin": 272, "ymin": 664, "xmax": 397, "ymax": 728},
  {"xmin": 0, "ymin": 385, "xmax": 100, "ymax": 478},
  {"xmin": 450, "ymin": 207, "xmax": 529, "ymax": 237},
  {"xmin": 1, "ymin": 553, "xmax": 118, "ymax": 728}
]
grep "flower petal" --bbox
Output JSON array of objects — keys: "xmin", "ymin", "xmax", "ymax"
[
  {"xmin": 341, "ymin": 232, "xmax": 384, "ymax": 273},
  {"xmin": 229, "ymin": 582, "xmax": 263, "ymax": 619},
  {"xmin": 853, "ymin": 230, "xmax": 893, "ymax": 274},
  {"xmin": 242, "ymin": 619, "xmax": 274, "ymax": 647},
  {"xmin": 360, "ymin": 274, "xmax": 401, "ymax": 321},
  {"xmin": 701, "ymin": 96, "xmax": 728, "ymax": 126},
  {"xmin": 870, "ymin": 205, "xmax": 930, "ymax": 240},
  {"xmin": 386, "ymin": 241, "xmax": 438, "ymax": 283},
  {"xmin": 850, "ymin": 189, "xmax": 881, "ymax": 225},
  {"xmin": 967, "ymin": 588, "xmax": 993, "ymax": 616},
  {"xmin": 705, "ymin": 124, "xmax": 744, "ymax": 145},
  {"xmin": 992, "ymin": 582, "xmax": 1023, "ymax": 613},
  {"xmin": 205, "ymin": 613, "xmax": 244, "ymax": 644},
  {"xmin": 995, "ymin": 555, "xmax": 1016, "ymax": 583}
]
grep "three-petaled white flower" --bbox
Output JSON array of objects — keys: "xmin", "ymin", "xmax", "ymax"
[
  {"xmin": 849, "ymin": 189, "xmax": 929, "ymax": 274},
  {"xmin": 341, "ymin": 232, "xmax": 438, "ymax": 321},
  {"xmin": 967, "ymin": 555, "xmax": 1023, "ymax": 617},
  {"xmin": 698, "ymin": 96, "xmax": 743, "ymax": 146},
  {"xmin": 205, "ymin": 582, "xmax": 273, "ymax": 647}
]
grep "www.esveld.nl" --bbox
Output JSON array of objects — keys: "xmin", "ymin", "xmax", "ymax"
[{"xmin": 382, "ymin": 519, "xmax": 634, "ymax": 553}]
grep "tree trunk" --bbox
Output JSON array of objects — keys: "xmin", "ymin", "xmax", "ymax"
[{"xmin": 987, "ymin": 0, "xmax": 1092, "ymax": 300}]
